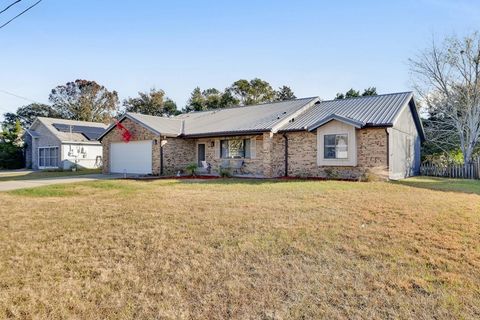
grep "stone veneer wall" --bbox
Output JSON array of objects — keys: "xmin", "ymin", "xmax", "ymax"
[
  {"xmin": 101, "ymin": 118, "xmax": 160, "ymax": 174},
  {"xmin": 162, "ymin": 137, "xmax": 196, "ymax": 175},
  {"xmin": 281, "ymin": 128, "xmax": 388, "ymax": 179},
  {"xmin": 197, "ymin": 135, "xmax": 265, "ymax": 175},
  {"xmin": 101, "ymin": 117, "xmax": 388, "ymax": 179}
]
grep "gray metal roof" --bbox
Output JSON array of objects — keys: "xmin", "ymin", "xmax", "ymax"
[
  {"xmin": 32, "ymin": 117, "xmax": 108, "ymax": 143},
  {"xmin": 99, "ymin": 93, "xmax": 425, "ymax": 141},
  {"xmin": 279, "ymin": 92, "xmax": 414, "ymax": 132},
  {"xmin": 177, "ymin": 97, "xmax": 319, "ymax": 136},
  {"xmin": 127, "ymin": 113, "xmax": 183, "ymax": 136}
]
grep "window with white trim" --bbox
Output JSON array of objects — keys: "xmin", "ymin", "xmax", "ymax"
[
  {"xmin": 324, "ymin": 134, "xmax": 348, "ymax": 159},
  {"xmin": 38, "ymin": 147, "xmax": 59, "ymax": 168},
  {"xmin": 220, "ymin": 139, "xmax": 251, "ymax": 159}
]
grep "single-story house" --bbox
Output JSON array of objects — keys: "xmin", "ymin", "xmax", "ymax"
[
  {"xmin": 98, "ymin": 92, "xmax": 425, "ymax": 180},
  {"xmin": 25, "ymin": 117, "xmax": 107, "ymax": 170}
]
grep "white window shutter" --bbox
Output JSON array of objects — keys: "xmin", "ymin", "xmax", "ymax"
[
  {"xmin": 250, "ymin": 138, "xmax": 256, "ymax": 159},
  {"xmin": 214, "ymin": 140, "xmax": 220, "ymax": 159}
]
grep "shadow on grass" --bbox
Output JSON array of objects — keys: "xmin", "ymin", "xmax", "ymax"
[
  {"xmin": 9, "ymin": 184, "xmax": 76, "ymax": 197},
  {"xmin": 0, "ymin": 169, "xmax": 102, "ymax": 182},
  {"xmin": 393, "ymin": 176, "xmax": 480, "ymax": 195}
]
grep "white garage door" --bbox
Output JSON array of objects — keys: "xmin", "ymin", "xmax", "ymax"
[{"xmin": 110, "ymin": 140, "xmax": 153, "ymax": 174}]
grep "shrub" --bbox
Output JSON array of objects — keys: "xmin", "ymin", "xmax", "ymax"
[
  {"xmin": 185, "ymin": 163, "xmax": 198, "ymax": 176},
  {"xmin": 0, "ymin": 143, "xmax": 23, "ymax": 169},
  {"xmin": 219, "ymin": 168, "xmax": 231, "ymax": 178}
]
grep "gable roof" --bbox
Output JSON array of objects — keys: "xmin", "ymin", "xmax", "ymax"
[
  {"xmin": 279, "ymin": 92, "xmax": 413, "ymax": 130},
  {"xmin": 177, "ymin": 97, "xmax": 319, "ymax": 137},
  {"xmin": 98, "ymin": 92, "xmax": 425, "ymax": 141},
  {"xmin": 99, "ymin": 97, "xmax": 320, "ymax": 140},
  {"xmin": 31, "ymin": 117, "xmax": 108, "ymax": 144}
]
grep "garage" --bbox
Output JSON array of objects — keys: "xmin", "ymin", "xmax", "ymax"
[{"xmin": 110, "ymin": 140, "xmax": 153, "ymax": 174}]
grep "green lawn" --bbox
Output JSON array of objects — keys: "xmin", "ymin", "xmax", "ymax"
[
  {"xmin": 0, "ymin": 168, "xmax": 101, "ymax": 182},
  {"xmin": 396, "ymin": 176, "xmax": 480, "ymax": 195},
  {"xmin": 0, "ymin": 177, "xmax": 478, "ymax": 319}
]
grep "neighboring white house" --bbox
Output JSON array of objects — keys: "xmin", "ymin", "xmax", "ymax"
[{"xmin": 24, "ymin": 117, "xmax": 107, "ymax": 170}]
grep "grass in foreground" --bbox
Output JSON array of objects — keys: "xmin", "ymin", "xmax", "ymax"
[
  {"xmin": 396, "ymin": 176, "xmax": 480, "ymax": 195},
  {"xmin": 0, "ymin": 177, "xmax": 479, "ymax": 319},
  {"xmin": 0, "ymin": 168, "xmax": 101, "ymax": 182}
]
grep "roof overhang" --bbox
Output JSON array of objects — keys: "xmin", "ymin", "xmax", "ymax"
[
  {"xmin": 306, "ymin": 114, "xmax": 365, "ymax": 132},
  {"xmin": 98, "ymin": 113, "xmax": 179, "ymax": 141},
  {"xmin": 182, "ymin": 130, "xmax": 269, "ymax": 139}
]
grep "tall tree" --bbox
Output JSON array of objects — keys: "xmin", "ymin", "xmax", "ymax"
[
  {"xmin": 409, "ymin": 32, "xmax": 480, "ymax": 165},
  {"xmin": 49, "ymin": 79, "xmax": 119, "ymax": 123},
  {"xmin": 362, "ymin": 87, "xmax": 377, "ymax": 96},
  {"xmin": 123, "ymin": 88, "xmax": 179, "ymax": 116},
  {"xmin": 228, "ymin": 78, "xmax": 276, "ymax": 105},
  {"xmin": 335, "ymin": 87, "xmax": 377, "ymax": 99},
  {"xmin": 184, "ymin": 87, "xmax": 239, "ymax": 112},
  {"xmin": 275, "ymin": 86, "xmax": 296, "ymax": 101},
  {"xmin": 2, "ymin": 103, "xmax": 60, "ymax": 128}
]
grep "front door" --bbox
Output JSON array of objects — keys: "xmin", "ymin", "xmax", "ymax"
[{"xmin": 197, "ymin": 144, "xmax": 206, "ymax": 166}]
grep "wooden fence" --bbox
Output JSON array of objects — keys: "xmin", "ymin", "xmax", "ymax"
[{"xmin": 420, "ymin": 158, "xmax": 480, "ymax": 179}]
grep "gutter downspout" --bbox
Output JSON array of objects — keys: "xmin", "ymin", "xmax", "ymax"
[
  {"xmin": 385, "ymin": 128, "xmax": 390, "ymax": 178},
  {"xmin": 283, "ymin": 133, "xmax": 288, "ymax": 177}
]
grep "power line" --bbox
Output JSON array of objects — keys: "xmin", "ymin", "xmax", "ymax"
[
  {"xmin": 0, "ymin": 89, "xmax": 40, "ymax": 103},
  {"xmin": 0, "ymin": 0, "xmax": 42, "ymax": 30},
  {"xmin": 0, "ymin": 0, "xmax": 22, "ymax": 15}
]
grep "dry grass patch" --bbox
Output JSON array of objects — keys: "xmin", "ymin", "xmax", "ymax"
[{"xmin": 0, "ymin": 178, "xmax": 479, "ymax": 319}]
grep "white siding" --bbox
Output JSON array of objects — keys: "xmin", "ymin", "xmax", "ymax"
[
  {"xmin": 61, "ymin": 143, "xmax": 103, "ymax": 170},
  {"xmin": 389, "ymin": 104, "xmax": 421, "ymax": 180}
]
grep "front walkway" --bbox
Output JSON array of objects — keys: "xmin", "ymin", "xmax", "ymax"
[{"xmin": 0, "ymin": 174, "xmax": 121, "ymax": 192}]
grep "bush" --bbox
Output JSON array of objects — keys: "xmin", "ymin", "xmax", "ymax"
[
  {"xmin": 0, "ymin": 143, "xmax": 24, "ymax": 169},
  {"xmin": 185, "ymin": 163, "xmax": 198, "ymax": 176},
  {"xmin": 219, "ymin": 168, "xmax": 231, "ymax": 178}
]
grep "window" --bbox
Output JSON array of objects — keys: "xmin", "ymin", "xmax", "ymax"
[
  {"xmin": 324, "ymin": 134, "xmax": 348, "ymax": 159},
  {"xmin": 220, "ymin": 139, "xmax": 251, "ymax": 158},
  {"xmin": 38, "ymin": 147, "xmax": 59, "ymax": 168}
]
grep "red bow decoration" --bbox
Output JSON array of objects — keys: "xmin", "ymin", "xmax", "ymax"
[{"xmin": 115, "ymin": 120, "xmax": 132, "ymax": 142}]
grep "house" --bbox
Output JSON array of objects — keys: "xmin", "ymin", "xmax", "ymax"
[
  {"xmin": 98, "ymin": 92, "xmax": 425, "ymax": 180},
  {"xmin": 25, "ymin": 117, "xmax": 107, "ymax": 170}
]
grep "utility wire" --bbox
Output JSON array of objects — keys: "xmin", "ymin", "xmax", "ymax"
[
  {"xmin": 0, "ymin": 0, "xmax": 42, "ymax": 30},
  {"xmin": 0, "ymin": 0, "xmax": 22, "ymax": 15},
  {"xmin": 0, "ymin": 89, "xmax": 40, "ymax": 103}
]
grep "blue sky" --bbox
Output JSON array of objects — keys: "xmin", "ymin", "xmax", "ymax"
[{"xmin": 0, "ymin": 0, "xmax": 478, "ymax": 118}]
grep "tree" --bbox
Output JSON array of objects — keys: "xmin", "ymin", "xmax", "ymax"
[
  {"xmin": 2, "ymin": 103, "xmax": 60, "ymax": 128},
  {"xmin": 228, "ymin": 78, "xmax": 276, "ymax": 105},
  {"xmin": 49, "ymin": 79, "xmax": 119, "ymax": 123},
  {"xmin": 409, "ymin": 32, "xmax": 480, "ymax": 166},
  {"xmin": 275, "ymin": 86, "xmax": 296, "ymax": 101},
  {"xmin": 0, "ymin": 120, "xmax": 23, "ymax": 169},
  {"xmin": 184, "ymin": 87, "xmax": 239, "ymax": 112},
  {"xmin": 335, "ymin": 87, "xmax": 377, "ymax": 99},
  {"xmin": 123, "ymin": 88, "xmax": 179, "ymax": 116},
  {"xmin": 362, "ymin": 87, "xmax": 377, "ymax": 96}
]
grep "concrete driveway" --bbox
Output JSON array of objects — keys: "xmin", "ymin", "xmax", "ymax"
[{"xmin": 0, "ymin": 174, "xmax": 120, "ymax": 192}]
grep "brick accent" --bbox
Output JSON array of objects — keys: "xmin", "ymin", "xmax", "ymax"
[
  {"xmin": 280, "ymin": 128, "xmax": 388, "ymax": 180},
  {"xmin": 101, "ymin": 117, "xmax": 388, "ymax": 179},
  {"xmin": 197, "ymin": 135, "xmax": 265, "ymax": 176},
  {"xmin": 162, "ymin": 138, "xmax": 196, "ymax": 175},
  {"xmin": 101, "ymin": 118, "xmax": 160, "ymax": 174}
]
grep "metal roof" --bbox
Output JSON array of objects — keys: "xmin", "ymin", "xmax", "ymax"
[
  {"xmin": 127, "ymin": 113, "xmax": 183, "ymax": 136},
  {"xmin": 278, "ymin": 92, "xmax": 414, "ymax": 131},
  {"xmin": 31, "ymin": 117, "xmax": 108, "ymax": 143},
  {"xmin": 99, "ymin": 92, "xmax": 425, "ymax": 140},
  {"xmin": 177, "ymin": 97, "xmax": 319, "ymax": 137}
]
